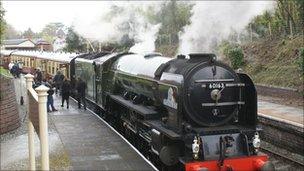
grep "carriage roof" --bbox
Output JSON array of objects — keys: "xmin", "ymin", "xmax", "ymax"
[
  {"xmin": 7, "ymin": 50, "xmax": 79, "ymax": 63},
  {"xmin": 0, "ymin": 50, "xmax": 16, "ymax": 56}
]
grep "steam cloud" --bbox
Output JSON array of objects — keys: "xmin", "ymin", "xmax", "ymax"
[
  {"xmin": 178, "ymin": 1, "xmax": 275, "ymax": 54},
  {"xmin": 73, "ymin": 1, "xmax": 162, "ymax": 53},
  {"xmin": 129, "ymin": 23, "xmax": 161, "ymax": 53}
]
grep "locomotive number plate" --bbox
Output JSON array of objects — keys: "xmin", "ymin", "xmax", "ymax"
[{"xmin": 208, "ymin": 83, "xmax": 225, "ymax": 89}]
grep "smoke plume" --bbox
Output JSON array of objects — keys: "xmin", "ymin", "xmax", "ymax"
[
  {"xmin": 72, "ymin": 1, "xmax": 162, "ymax": 53},
  {"xmin": 178, "ymin": 1, "xmax": 275, "ymax": 54},
  {"xmin": 129, "ymin": 23, "xmax": 161, "ymax": 53}
]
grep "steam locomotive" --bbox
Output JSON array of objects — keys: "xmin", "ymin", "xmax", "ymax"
[{"xmin": 70, "ymin": 52, "xmax": 274, "ymax": 171}]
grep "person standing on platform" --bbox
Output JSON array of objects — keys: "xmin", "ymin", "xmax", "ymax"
[
  {"xmin": 36, "ymin": 68, "xmax": 43, "ymax": 83},
  {"xmin": 8, "ymin": 61, "xmax": 14, "ymax": 73},
  {"xmin": 15, "ymin": 62, "xmax": 20, "ymax": 78},
  {"xmin": 53, "ymin": 71, "xmax": 64, "ymax": 95},
  {"xmin": 17, "ymin": 61, "xmax": 23, "ymax": 77},
  {"xmin": 11, "ymin": 62, "xmax": 19, "ymax": 78},
  {"xmin": 61, "ymin": 77, "xmax": 71, "ymax": 109},
  {"xmin": 46, "ymin": 80, "xmax": 57, "ymax": 112},
  {"xmin": 76, "ymin": 78, "xmax": 87, "ymax": 110}
]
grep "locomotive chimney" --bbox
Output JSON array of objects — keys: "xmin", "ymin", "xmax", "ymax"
[{"xmin": 188, "ymin": 53, "xmax": 216, "ymax": 62}]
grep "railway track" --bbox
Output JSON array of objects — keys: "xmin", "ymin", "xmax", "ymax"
[{"xmin": 261, "ymin": 141, "xmax": 304, "ymax": 171}]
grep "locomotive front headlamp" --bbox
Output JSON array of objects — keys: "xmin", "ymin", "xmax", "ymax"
[
  {"xmin": 252, "ymin": 132, "xmax": 261, "ymax": 149},
  {"xmin": 192, "ymin": 136, "xmax": 200, "ymax": 159}
]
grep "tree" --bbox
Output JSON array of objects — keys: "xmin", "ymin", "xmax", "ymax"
[
  {"xmin": 156, "ymin": 1, "xmax": 193, "ymax": 45},
  {"xmin": 247, "ymin": 0, "xmax": 304, "ymax": 38},
  {"xmin": 219, "ymin": 41, "xmax": 244, "ymax": 69},
  {"xmin": 64, "ymin": 27, "xmax": 86, "ymax": 53},
  {"xmin": 3, "ymin": 24, "xmax": 21, "ymax": 39},
  {"xmin": 151, "ymin": 1, "xmax": 193, "ymax": 55},
  {"xmin": 40, "ymin": 22, "xmax": 65, "ymax": 42},
  {"xmin": 22, "ymin": 28, "xmax": 36, "ymax": 39},
  {"xmin": 0, "ymin": 1, "xmax": 6, "ymax": 44}
]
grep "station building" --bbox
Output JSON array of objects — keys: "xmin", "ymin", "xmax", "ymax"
[{"xmin": 1, "ymin": 38, "xmax": 53, "ymax": 51}]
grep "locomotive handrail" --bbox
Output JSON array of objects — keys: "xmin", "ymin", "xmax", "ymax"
[
  {"xmin": 201, "ymin": 101, "xmax": 245, "ymax": 107},
  {"xmin": 195, "ymin": 78, "xmax": 235, "ymax": 83}
]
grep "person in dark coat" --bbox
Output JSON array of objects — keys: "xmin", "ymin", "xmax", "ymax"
[
  {"xmin": 46, "ymin": 80, "xmax": 57, "ymax": 112},
  {"xmin": 11, "ymin": 63, "xmax": 19, "ymax": 78},
  {"xmin": 36, "ymin": 68, "xmax": 43, "ymax": 83},
  {"xmin": 53, "ymin": 71, "xmax": 64, "ymax": 94},
  {"xmin": 76, "ymin": 78, "xmax": 87, "ymax": 110},
  {"xmin": 61, "ymin": 78, "xmax": 71, "ymax": 109}
]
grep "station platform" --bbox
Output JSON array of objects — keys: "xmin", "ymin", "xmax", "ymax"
[
  {"xmin": 1, "ymin": 75, "xmax": 302, "ymax": 170},
  {"xmin": 50, "ymin": 95, "xmax": 156, "ymax": 170},
  {"xmin": 258, "ymin": 99, "xmax": 303, "ymax": 126}
]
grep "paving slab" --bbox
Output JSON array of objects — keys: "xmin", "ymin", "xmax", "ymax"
[
  {"xmin": 258, "ymin": 100, "xmax": 304, "ymax": 125},
  {"xmin": 1, "ymin": 76, "xmax": 70, "ymax": 170},
  {"xmin": 49, "ymin": 95, "xmax": 155, "ymax": 171}
]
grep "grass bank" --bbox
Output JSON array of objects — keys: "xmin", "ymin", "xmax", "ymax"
[
  {"xmin": 0, "ymin": 66, "xmax": 13, "ymax": 78},
  {"xmin": 241, "ymin": 36, "xmax": 303, "ymax": 92}
]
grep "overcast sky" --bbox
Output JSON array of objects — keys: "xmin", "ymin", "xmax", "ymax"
[
  {"xmin": 2, "ymin": 1, "xmax": 139, "ymax": 32},
  {"xmin": 2, "ymin": 1, "xmax": 273, "ymax": 33}
]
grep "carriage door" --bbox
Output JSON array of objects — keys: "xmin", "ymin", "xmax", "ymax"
[{"xmin": 95, "ymin": 64, "xmax": 103, "ymax": 105}]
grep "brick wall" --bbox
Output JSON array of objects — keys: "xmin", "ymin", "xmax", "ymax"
[{"xmin": 0, "ymin": 75, "xmax": 20, "ymax": 134}]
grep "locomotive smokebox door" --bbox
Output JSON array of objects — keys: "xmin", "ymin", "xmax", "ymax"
[{"xmin": 183, "ymin": 61, "xmax": 245, "ymax": 127}]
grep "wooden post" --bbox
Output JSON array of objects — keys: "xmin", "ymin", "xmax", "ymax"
[
  {"xmin": 159, "ymin": 35, "xmax": 162, "ymax": 45},
  {"xmin": 250, "ymin": 24, "xmax": 253, "ymax": 41},
  {"xmin": 289, "ymin": 20, "xmax": 293, "ymax": 37},
  {"xmin": 35, "ymin": 85, "xmax": 50, "ymax": 170},
  {"xmin": 268, "ymin": 22, "xmax": 272, "ymax": 37},
  {"xmin": 87, "ymin": 42, "xmax": 89, "ymax": 53},
  {"xmin": 25, "ymin": 74, "xmax": 35, "ymax": 171}
]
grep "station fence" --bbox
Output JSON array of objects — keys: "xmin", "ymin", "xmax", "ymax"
[{"xmin": 24, "ymin": 74, "xmax": 49, "ymax": 171}]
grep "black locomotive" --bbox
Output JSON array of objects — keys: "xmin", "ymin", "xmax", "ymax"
[{"xmin": 70, "ymin": 52, "xmax": 274, "ymax": 171}]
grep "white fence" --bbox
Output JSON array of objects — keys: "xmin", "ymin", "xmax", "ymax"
[{"xmin": 25, "ymin": 74, "xmax": 49, "ymax": 170}]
